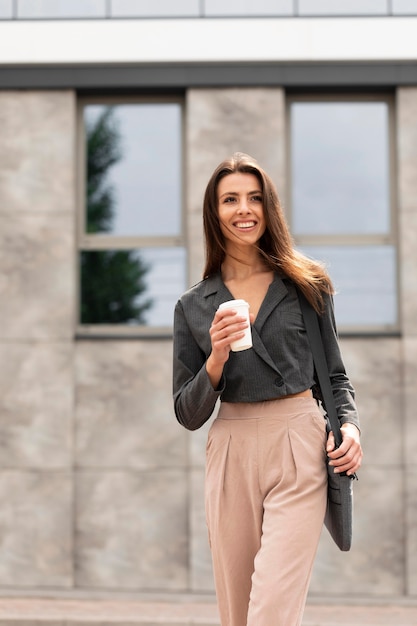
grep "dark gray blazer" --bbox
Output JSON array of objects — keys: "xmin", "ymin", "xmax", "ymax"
[{"xmin": 173, "ymin": 272, "xmax": 359, "ymax": 432}]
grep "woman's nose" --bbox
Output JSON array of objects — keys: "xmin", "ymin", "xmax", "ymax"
[{"xmin": 237, "ymin": 199, "xmax": 249, "ymax": 213}]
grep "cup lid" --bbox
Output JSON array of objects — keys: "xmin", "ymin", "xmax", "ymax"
[{"xmin": 218, "ymin": 299, "xmax": 249, "ymax": 309}]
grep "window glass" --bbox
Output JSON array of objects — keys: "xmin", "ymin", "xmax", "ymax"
[
  {"xmin": 84, "ymin": 103, "xmax": 182, "ymax": 237},
  {"xmin": 393, "ymin": 0, "xmax": 417, "ymax": 14},
  {"xmin": 140, "ymin": 247, "xmax": 186, "ymax": 326},
  {"xmin": 290, "ymin": 96, "xmax": 397, "ymax": 331},
  {"xmin": 291, "ymin": 101, "xmax": 390, "ymax": 236},
  {"xmin": 18, "ymin": 0, "xmax": 106, "ymax": 18},
  {"xmin": 298, "ymin": 0, "xmax": 387, "ymax": 15},
  {"xmin": 204, "ymin": 0, "xmax": 292, "ymax": 16},
  {"xmin": 80, "ymin": 247, "xmax": 185, "ymax": 327},
  {"xmin": 300, "ymin": 245, "xmax": 397, "ymax": 327},
  {"xmin": 0, "ymin": 0, "xmax": 12, "ymax": 18},
  {"xmin": 80, "ymin": 98, "xmax": 184, "ymax": 330},
  {"xmin": 111, "ymin": 0, "xmax": 200, "ymax": 17}
]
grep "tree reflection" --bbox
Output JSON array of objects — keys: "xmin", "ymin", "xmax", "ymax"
[{"xmin": 81, "ymin": 107, "xmax": 153, "ymax": 324}]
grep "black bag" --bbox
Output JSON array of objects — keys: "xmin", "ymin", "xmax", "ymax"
[{"xmin": 297, "ymin": 289, "xmax": 356, "ymax": 552}]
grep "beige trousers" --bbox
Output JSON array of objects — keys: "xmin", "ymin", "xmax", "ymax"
[{"xmin": 205, "ymin": 397, "xmax": 328, "ymax": 626}]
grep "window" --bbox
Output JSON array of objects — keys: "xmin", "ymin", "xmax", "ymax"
[
  {"xmin": 393, "ymin": 0, "xmax": 417, "ymax": 15},
  {"xmin": 204, "ymin": 0, "xmax": 292, "ymax": 16},
  {"xmin": 0, "ymin": 0, "xmax": 12, "ymax": 18},
  {"xmin": 111, "ymin": 0, "xmax": 200, "ymax": 17},
  {"xmin": 18, "ymin": 0, "xmax": 106, "ymax": 18},
  {"xmin": 298, "ymin": 0, "xmax": 387, "ymax": 15},
  {"xmin": 78, "ymin": 97, "xmax": 185, "ymax": 334},
  {"xmin": 288, "ymin": 95, "xmax": 397, "ymax": 332}
]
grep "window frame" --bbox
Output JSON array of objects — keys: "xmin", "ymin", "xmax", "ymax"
[
  {"xmin": 286, "ymin": 92, "xmax": 399, "ymax": 335},
  {"xmin": 76, "ymin": 94, "xmax": 186, "ymax": 337}
]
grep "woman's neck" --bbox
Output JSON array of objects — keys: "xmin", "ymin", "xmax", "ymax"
[{"xmin": 221, "ymin": 253, "xmax": 270, "ymax": 282}]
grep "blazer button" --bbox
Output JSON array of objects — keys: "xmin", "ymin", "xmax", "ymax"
[{"xmin": 274, "ymin": 377, "xmax": 284, "ymax": 387}]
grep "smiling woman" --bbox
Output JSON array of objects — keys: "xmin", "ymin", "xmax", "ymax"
[{"xmin": 173, "ymin": 152, "xmax": 362, "ymax": 626}]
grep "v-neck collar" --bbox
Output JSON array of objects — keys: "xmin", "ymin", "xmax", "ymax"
[{"xmin": 202, "ymin": 273, "xmax": 289, "ymax": 375}]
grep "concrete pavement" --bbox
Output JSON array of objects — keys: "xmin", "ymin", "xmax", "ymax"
[{"xmin": 0, "ymin": 595, "xmax": 416, "ymax": 625}]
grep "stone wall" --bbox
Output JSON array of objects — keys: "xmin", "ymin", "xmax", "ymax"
[
  {"xmin": 0, "ymin": 91, "xmax": 75, "ymax": 587},
  {"xmin": 0, "ymin": 87, "xmax": 416, "ymax": 599}
]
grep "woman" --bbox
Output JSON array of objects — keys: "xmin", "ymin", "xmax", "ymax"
[{"xmin": 173, "ymin": 153, "xmax": 362, "ymax": 626}]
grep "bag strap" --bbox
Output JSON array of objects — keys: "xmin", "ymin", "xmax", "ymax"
[{"xmin": 296, "ymin": 288, "xmax": 343, "ymax": 448}]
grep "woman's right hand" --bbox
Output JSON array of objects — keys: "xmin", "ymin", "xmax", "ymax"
[{"xmin": 205, "ymin": 308, "xmax": 250, "ymax": 389}]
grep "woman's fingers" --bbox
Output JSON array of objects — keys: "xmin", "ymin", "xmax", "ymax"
[
  {"xmin": 210, "ymin": 310, "xmax": 249, "ymax": 351},
  {"xmin": 327, "ymin": 424, "xmax": 363, "ymax": 476}
]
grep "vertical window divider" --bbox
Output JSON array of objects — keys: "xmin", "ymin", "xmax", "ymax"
[{"xmin": 293, "ymin": 0, "xmax": 299, "ymax": 17}]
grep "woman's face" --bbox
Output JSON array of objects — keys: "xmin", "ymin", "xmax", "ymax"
[{"xmin": 217, "ymin": 172, "xmax": 266, "ymax": 250}]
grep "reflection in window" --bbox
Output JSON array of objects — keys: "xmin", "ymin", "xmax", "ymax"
[
  {"xmin": 300, "ymin": 246, "xmax": 397, "ymax": 327},
  {"xmin": 205, "ymin": 0, "xmax": 292, "ymax": 16},
  {"xmin": 140, "ymin": 247, "xmax": 186, "ymax": 326},
  {"xmin": 80, "ymin": 99, "xmax": 184, "ymax": 329},
  {"xmin": 298, "ymin": 0, "xmax": 387, "ymax": 15},
  {"xmin": 291, "ymin": 102, "xmax": 390, "ymax": 236},
  {"xmin": 290, "ymin": 97, "xmax": 397, "ymax": 331},
  {"xmin": 80, "ymin": 247, "xmax": 185, "ymax": 326},
  {"xmin": 84, "ymin": 104, "xmax": 182, "ymax": 237},
  {"xmin": 18, "ymin": 0, "xmax": 106, "ymax": 18},
  {"xmin": 80, "ymin": 249, "xmax": 153, "ymax": 325}
]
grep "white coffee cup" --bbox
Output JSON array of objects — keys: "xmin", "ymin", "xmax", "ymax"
[{"xmin": 218, "ymin": 299, "xmax": 252, "ymax": 352}]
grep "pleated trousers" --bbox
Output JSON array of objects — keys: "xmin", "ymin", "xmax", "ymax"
[{"xmin": 205, "ymin": 397, "xmax": 328, "ymax": 626}]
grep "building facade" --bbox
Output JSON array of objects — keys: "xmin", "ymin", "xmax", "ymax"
[{"xmin": 0, "ymin": 1, "xmax": 417, "ymax": 602}]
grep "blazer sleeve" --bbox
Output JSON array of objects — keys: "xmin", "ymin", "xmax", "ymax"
[
  {"xmin": 173, "ymin": 299, "xmax": 225, "ymax": 431},
  {"xmin": 318, "ymin": 293, "xmax": 360, "ymax": 431}
]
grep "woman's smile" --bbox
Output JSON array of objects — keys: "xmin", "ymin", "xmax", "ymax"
[{"xmin": 233, "ymin": 220, "xmax": 257, "ymax": 230}]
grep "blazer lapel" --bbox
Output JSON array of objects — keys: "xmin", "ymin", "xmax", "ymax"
[
  {"xmin": 254, "ymin": 274, "xmax": 288, "ymax": 332},
  {"xmin": 202, "ymin": 274, "xmax": 234, "ymax": 313}
]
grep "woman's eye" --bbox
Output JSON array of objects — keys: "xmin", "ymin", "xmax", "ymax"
[
  {"xmin": 224, "ymin": 197, "xmax": 236, "ymax": 203},
  {"xmin": 251, "ymin": 195, "xmax": 263, "ymax": 202}
]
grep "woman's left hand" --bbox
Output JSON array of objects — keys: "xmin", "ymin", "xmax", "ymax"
[{"xmin": 327, "ymin": 423, "xmax": 363, "ymax": 476}]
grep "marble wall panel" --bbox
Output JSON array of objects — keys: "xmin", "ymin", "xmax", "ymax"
[
  {"xmin": 403, "ymin": 337, "xmax": 417, "ymax": 463},
  {"xmin": 403, "ymin": 334, "xmax": 417, "ymax": 596},
  {"xmin": 339, "ymin": 338, "xmax": 402, "ymax": 465},
  {"xmin": 186, "ymin": 88, "xmax": 286, "ymax": 286},
  {"xmin": 399, "ymin": 208, "xmax": 417, "ymax": 336},
  {"xmin": 75, "ymin": 470, "xmax": 188, "ymax": 590},
  {"xmin": 397, "ymin": 87, "xmax": 417, "ymax": 214},
  {"xmin": 0, "ymin": 91, "xmax": 75, "ymax": 214},
  {"xmin": 397, "ymin": 88, "xmax": 417, "ymax": 336},
  {"xmin": 0, "ymin": 470, "xmax": 73, "ymax": 587},
  {"xmin": 406, "ymin": 466, "xmax": 417, "ymax": 594},
  {"xmin": 0, "ymin": 213, "xmax": 75, "ymax": 340},
  {"xmin": 190, "ymin": 467, "xmax": 214, "ymax": 592},
  {"xmin": 75, "ymin": 340, "xmax": 187, "ymax": 469},
  {"xmin": 0, "ymin": 342, "xmax": 72, "ymax": 469},
  {"xmin": 310, "ymin": 465, "xmax": 405, "ymax": 596}
]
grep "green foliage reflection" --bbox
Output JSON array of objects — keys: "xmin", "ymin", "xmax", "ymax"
[{"xmin": 81, "ymin": 107, "xmax": 153, "ymax": 324}]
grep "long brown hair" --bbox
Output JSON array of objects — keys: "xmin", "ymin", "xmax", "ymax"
[{"xmin": 202, "ymin": 152, "xmax": 333, "ymax": 314}]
